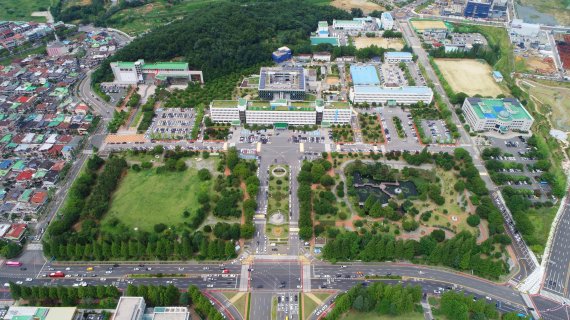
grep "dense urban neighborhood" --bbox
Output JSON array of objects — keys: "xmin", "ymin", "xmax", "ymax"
[{"xmin": 0, "ymin": 0, "xmax": 570, "ymax": 319}]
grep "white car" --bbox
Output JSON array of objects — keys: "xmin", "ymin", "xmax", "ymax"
[
  {"xmin": 25, "ymin": 278, "xmax": 33, "ymax": 282},
  {"xmin": 105, "ymin": 271, "xmax": 112, "ymax": 274},
  {"xmin": 65, "ymin": 267, "xmax": 71, "ymax": 271},
  {"xmin": 207, "ymin": 284, "xmax": 214, "ymax": 288},
  {"xmin": 15, "ymin": 281, "xmax": 23, "ymax": 285}
]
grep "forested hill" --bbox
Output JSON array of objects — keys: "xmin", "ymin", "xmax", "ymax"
[{"xmin": 92, "ymin": 1, "xmax": 351, "ymax": 84}]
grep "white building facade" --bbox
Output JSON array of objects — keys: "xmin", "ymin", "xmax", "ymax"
[{"xmin": 350, "ymin": 86, "xmax": 433, "ymax": 105}]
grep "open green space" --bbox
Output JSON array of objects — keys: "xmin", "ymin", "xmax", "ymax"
[
  {"xmin": 0, "ymin": 0, "xmax": 51, "ymax": 22},
  {"xmin": 267, "ymin": 165, "xmax": 290, "ymax": 220},
  {"xmin": 526, "ymin": 206, "xmax": 557, "ymax": 255},
  {"xmin": 104, "ymin": 164, "xmax": 212, "ymax": 232},
  {"xmin": 222, "ymin": 291, "xmax": 238, "ymax": 301},
  {"xmin": 303, "ymin": 294, "xmax": 320, "ymax": 320},
  {"xmin": 519, "ymin": 79, "xmax": 570, "ymax": 132},
  {"xmin": 340, "ymin": 311, "xmax": 425, "ymax": 320},
  {"xmin": 106, "ymin": 0, "xmax": 230, "ymax": 36},
  {"xmin": 231, "ymin": 293, "xmax": 247, "ymax": 318},
  {"xmin": 312, "ymin": 292, "xmax": 332, "ymax": 302}
]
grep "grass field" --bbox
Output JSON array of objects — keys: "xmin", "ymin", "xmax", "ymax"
[
  {"xmin": 106, "ymin": 0, "xmax": 228, "ymax": 36},
  {"xmin": 104, "ymin": 165, "xmax": 212, "ymax": 231},
  {"xmin": 353, "ymin": 37, "xmax": 405, "ymax": 50},
  {"xmin": 331, "ymin": 0, "xmax": 383, "ymax": 13},
  {"xmin": 303, "ymin": 294, "xmax": 320, "ymax": 320},
  {"xmin": 526, "ymin": 206, "xmax": 557, "ymax": 255},
  {"xmin": 340, "ymin": 310, "xmax": 425, "ymax": 320},
  {"xmin": 433, "ymin": 58, "xmax": 503, "ymax": 97},
  {"xmin": 0, "ymin": 0, "xmax": 51, "ymax": 22},
  {"xmin": 231, "ymin": 293, "xmax": 247, "ymax": 318},
  {"xmin": 519, "ymin": 79, "xmax": 570, "ymax": 132}
]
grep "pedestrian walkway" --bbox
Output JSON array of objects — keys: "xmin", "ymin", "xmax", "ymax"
[
  {"xmin": 303, "ymin": 265, "xmax": 311, "ymax": 292},
  {"xmin": 239, "ymin": 265, "xmax": 249, "ymax": 292},
  {"xmin": 421, "ymin": 301, "xmax": 433, "ymax": 320}
]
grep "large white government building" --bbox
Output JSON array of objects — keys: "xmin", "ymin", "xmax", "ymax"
[
  {"xmin": 462, "ymin": 97, "xmax": 534, "ymax": 133},
  {"xmin": 209, "ymin": 98, "xmax": 352, "ymax": 126},
  {"xmin": 110, "ymin": 59, "xmax": 203, "ymax": 85}
]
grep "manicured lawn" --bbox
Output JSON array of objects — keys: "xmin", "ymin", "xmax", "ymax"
[
  {"xmin": 0, "ymin": 0, "xmax": 51, "ymax": 22},
  {"xmin": 104, "ymin": 166, "xmax": 212, "ymax": 231},
  {"xmin": 313, "ymin": 292, "xmax": 332, "ymax": 302},
  {"xmin": 340, "ymin": 310, "xmax": 425, "ymax": 320},
  {"xmin": 232, "ymin": 293, "xmax": 247, "ymax": 318},
  {"xmin": 303, "ymin": 294, "xmax": 320, "ymax": 320}
]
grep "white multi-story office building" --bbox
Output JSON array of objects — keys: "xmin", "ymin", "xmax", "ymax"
[
  {"xmin": 381, "ymin": 12, "xmax": 394, "ymax": 30},
  {"xmin": 209, "ymin": 99, "xmax": 352, "ymax": 125},
  {"xmin": 462, "ymin": 97, "xmax": 534, "ymax": 133},
  {"xmin": 350, "ymin": 85, "xmax": 433, "ymax": 105}
]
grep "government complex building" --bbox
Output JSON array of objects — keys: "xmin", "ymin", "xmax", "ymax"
[
  {"xmin": 110, "ymin": 59, "xmax": 204, "ymax": 85},
  {"xmin": 462, "ymin": 97, "xmax": 534, "ymax": 133},
  {"xmin": 258, "ymin": 66, "xmax": 306, "ymax": 100},
  {"xmin": 209, "ymin": 98, "xmax": 352, "ymax": 126}
]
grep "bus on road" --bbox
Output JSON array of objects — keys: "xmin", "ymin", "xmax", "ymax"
[{"xmin": 5, "ymin": 261, "xmax": 22, "ymax": 267}]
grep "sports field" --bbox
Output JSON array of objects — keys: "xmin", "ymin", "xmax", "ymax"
[
  {"xmin": 105, "ymin": 166, "xmax": 212, "ymax": 231},
  {"xmin": 434, "ymin": 58, "xmax": 503, "ymax": 97},
  {"xmin": 331, "ymin": 0, "xmax": 384, "ymax": 13},
  {"xmin": 353, "ymin": 37, "xmax": 404, "ymax": 50},
  {"xmin": 410, "ymin": 19, "xmax": 447, "ymax": 32}
]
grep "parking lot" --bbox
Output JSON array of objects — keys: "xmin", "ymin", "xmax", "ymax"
[
  {"xmin": 379, "ymin": 108, "xmax": 423, "ymax": 149},
  {"xmin": 276, "ymin": 293, "xmax": 299, "ymax": 319},
  {"xmin": 381, "ymin": 64, "xmax": 406, "ymax": 87},
  {"xmin": 405, "ymin": 62, "xmax": 427, "ymax": 86},
  {"xmin": 147, "ymin": 108, "xmax": 195, "ymax": 140},
  {"xmin": 421, "ymin": 119, "xmax": 453, "ymax": 144},
  {"xmin": 481, "ymin": 136, "xmax": 551, "ymax": 200},
  {"xmin": 100, "ymin": 84, "xmax": 128, "ymax": 105}
]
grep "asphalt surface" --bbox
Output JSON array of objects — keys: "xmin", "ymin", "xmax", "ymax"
[{"xmin": 543, "ymin": 197, "xmax": 570, "ymax": 298}]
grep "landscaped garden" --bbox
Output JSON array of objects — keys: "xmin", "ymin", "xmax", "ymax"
[
  {"xmin": 358, "ymin": 113, "xmax": 385, "ymax": 144},
  {"xmin": 267, "ymin": 165, "xmax": 290, "ymax": 239}
]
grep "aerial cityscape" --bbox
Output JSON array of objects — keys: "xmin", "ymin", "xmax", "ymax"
[{"xmin": 0, "ymin": 0, "xmax": 569, "ymax": 319}]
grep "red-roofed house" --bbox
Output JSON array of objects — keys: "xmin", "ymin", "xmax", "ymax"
[
  {"xmin": 50, "ymin": 160, "xmax": 66, "ymax": 171},
  {"xmin": 31, "ymin": 191, "xmax": 48, "ymax": 205},
  {"xmin": 47, "ymin": 144, "xmax": 64, "ymax": 157},
  {"xmin": 16, "ymin": 169, "xmax": 34, "ymax": 182},
  {"xmin": 74, "ymin": 104, "xmax": 89, "ymax": 115},
  {"xmin": 3, "ymin": 223, "xmax": 27, "ymax": 242},
  {"xmin": 16, "ymin": 96, "xmax": 30, "ymax": 103}
]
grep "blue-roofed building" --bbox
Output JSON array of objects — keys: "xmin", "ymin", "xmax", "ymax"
[
  {"xmin": 384, "ymin": 51, "xmax": 413, "ymax": 63},
  {"xmin": 0, "ymin": 159, "xmax": 12, "ymax": 170},
  {"xmin": 464, "ymin": 0, "xmax": 492, "ymax": 18},
  {"xmin": 462, "ymin": 97, "xmax": 534, "ymax": 133},
  {"xmin": 350, "ymin": 65, "xmax": 380, "ymax": 85},
  {"xmin": 272, "ymin": 46, "xmax": 292, "ymax": 63},
  {"xmin": 492, "ymin": 71, "xmax": 503, "ymax": 82}
]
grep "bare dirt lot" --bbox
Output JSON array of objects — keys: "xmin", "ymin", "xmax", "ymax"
[
  {"xmin": 353, "ymin": 37, "xmax": 405, "ymax": 50},
  {"xmin": 517, "ymin": 55, "xmax": 556, "ymax": 74},
  {"xmin": 434, "ymin": 58, "xmax": 503, "ymax": 97},
  {"xmin": 410, "ymin": 19, "xmax": 447, "ymax": 32},
  {"xmin": 519, "ymin": 79, "xmax": 570, "ymax": 132},
  {"xmin": 331, "ymin": 0, "xmax": 384, "ymax": 13}
]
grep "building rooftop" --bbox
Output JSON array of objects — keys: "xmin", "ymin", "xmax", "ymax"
[
  {"xmin": 211, "ymin": 100, "xmax": 238, "ymax": 108},
  {"xmin": 142, "ymin": 62, "xmax": 188, "ymax": 71},
  {"xmin": 385, "ymin": 51, "xmax": 413, "ymax": 58},
  {"xmin": 467, "ymin": 97, "xmax": 533, "ymax": 121},
  {"xmin": 353, "ymin": 85, "xmax": 433, "ymax": 95},
  {"xmin": 44, "ymin": 307, "xmax": 76, "ymax": 320},
  {"xmin": 211, "ymin": 99, "xmax": 350, "ymax": 110},
  {"xmin": 318, "ymin": 21, "xmax": 328, "ymax": 28},
  {"xmin": 114, "ymin": 297, "xmax": 145, "ymax": 320},
  {"xmin": 350, "ymin": 65, "xmax": 380, "ymax": 85},
  {"xmin": 310, "ymin": 37, "xmax": 340, "ymax": 46},
  {"xmin": 116, "ymin": 61, "xmax": 135, "ymax": 68}
]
